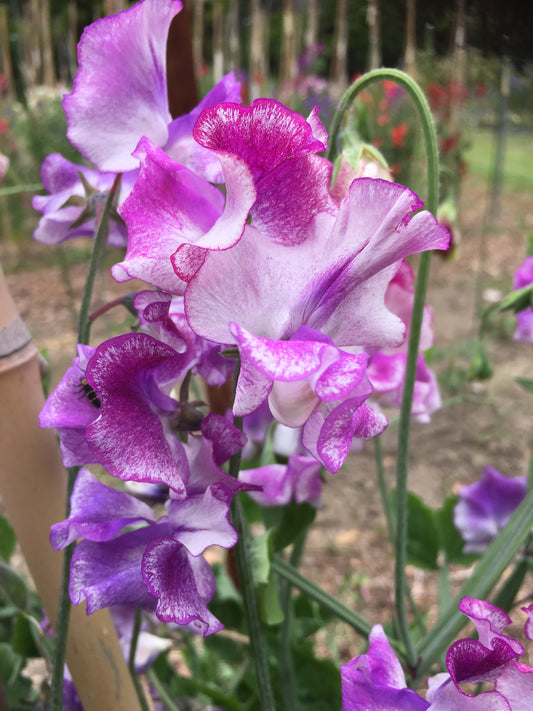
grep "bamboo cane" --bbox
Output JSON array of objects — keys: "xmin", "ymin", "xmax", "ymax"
[{"xmin": 0, "ymin": 265, "xmax": 144, "ymax": 711}]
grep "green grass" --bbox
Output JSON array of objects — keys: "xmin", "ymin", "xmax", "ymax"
[{"xmin": 465, "ymin": 129, "xmax": 533, "ymax": 190}]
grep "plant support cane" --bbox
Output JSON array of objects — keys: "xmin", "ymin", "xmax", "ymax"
[{"xmin": 0, "ymin": 265, "xmax": 143, "ymax": 711}]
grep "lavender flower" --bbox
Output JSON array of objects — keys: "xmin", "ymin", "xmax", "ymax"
[{"xmin": 453, "ymin": 467, "xmax": 527, "ymax": 554}]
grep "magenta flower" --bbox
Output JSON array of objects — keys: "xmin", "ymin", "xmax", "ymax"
[
  {"xmin": 513, "ymin": 256, "xmax": 533, "ymax": 345},
  {"xmin": 453, "ymin": 466, "xmax": 527, "ymax": 554},
  {"xmin": 114, "ymin": 99, "xmax": 335, "ymax": 291},
  {"xmin": 341, "ymin": 598, "xmax": 533, "ymax": 710}
]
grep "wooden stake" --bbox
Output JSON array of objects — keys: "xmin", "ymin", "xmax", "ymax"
[{"xmin": 0, "ymin": 265, "xmax": 143, "ymax": 711}]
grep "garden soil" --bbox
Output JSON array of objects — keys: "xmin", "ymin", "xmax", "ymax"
[{"xmin": 2, "ymin": 170, "xmax": 533, "ymax": 664}]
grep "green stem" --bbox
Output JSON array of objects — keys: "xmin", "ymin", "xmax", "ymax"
[
  {"xmin": 147, "ymin": 668, "xmax": 181, "ymax": 711},
  {"xmin": 78, "ymin": 174, "xmax": 122, "ymax": 345},
  {"xmin": 374, "ymin": 436, "xmax": 395, "ymax": 542},
  {"xmin": 228, "ymin": 363, "xmax": 275, "ymax": 710},
  {"xmin": 278, "ymin": 535, "xmax": 306, "ymax": 711},
  {"xmin": 128, "ymin": 607, "xmax": 151, "ymax": 711},
  {"xmin": 272, "ymin": 557, "xmax": 395, "ymax": 650},
  {"xmin": 328, "ymin": 68, "xmax": 440, "ymax": 669},
  {"xmin": 49, "ymin": 175, "xmax": 122, "ymax": 711},
  {"xmin": 231, "ymin": 496, "xmax": 276, "ymax": 711}
]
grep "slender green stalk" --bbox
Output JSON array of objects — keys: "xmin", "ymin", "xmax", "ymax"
[
  {"xmin": 415, "ymin": 487, "xmax": 533, "ymax": 681},
  {"xmin": 78, "ymin": 174, "xmax": 122, "ymax": 345},
  {"xmin": 231, "ymin": 496, "xmax": 276, "ymax": 711},
  {"xmin": 374, "ymin": 436, "xmax": 395, "ymax": 542},
  {"xmin": 228, "ymin": 362, "xmax": 275, "ymax": 710},
  {"xmin": 147, "ymin": 668, "xmax": 181, "ymax": 711},
  {"xmin": 272, "ymin": 557, "xmax": 391, "ymax": 649},
  {"xmin": 278, "ymin": 535, "xmax": 306, "ymax": 711},
  {"xmin": 50, "ymin": 176, "xmax": 121, "ymax": 711},
  {"xmin": 328, "ymin": 69, "xmax": 440, "ymax": 669},
  {"xmin": 128, "ymin": 607, "xmax": 151, "ymax": 711},
  {"xmin": 0, "ymin": 182, "xmax": 44, "ymax": 196}
]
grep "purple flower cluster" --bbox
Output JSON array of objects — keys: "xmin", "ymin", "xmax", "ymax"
[
  {"xmin": 342, "ymin": 597, "xmax": 533, "ymax": 710},
  {"xmin": 37, "ymin": 0, "xmax": 449, "ymax": 634}
]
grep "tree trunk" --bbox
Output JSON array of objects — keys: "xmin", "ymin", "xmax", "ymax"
[
  {"xmin": 23, "ymin": 0, "xmax": 41, "ymax": 88},
  {"xmin": 225, "ymin": 0, "xmax": 240, "ymax": 74},
  {"xmin": 192, "ymin": 0, "xmax": 205, "ymax": 77},
  {"xmin": 67, "ymin": 1, "xmax": 78, "ymax": 79},
  {"xmin": 367, "ymin": 0, "xmax": 381, "ymax": 71},
  {"xmin": 404, "ymin": 0, "xmax": 416, "ymax": 78},
  {"xmin": 305, "ymin": 0, "xmax": 318, "ymax": 52},
  {"xmin": 103, "ymin": 0, "xmax": 127, "ymax": 15},
  {"xmin": 279, "ymin": 0, "xmax": 297, "ymax": 88},
  {"xmin": 0, "ymin": 6, "xmax": 14, "ymax": 98},
  {"xmin": 449, "ymin": 0, "xmax": 466, "ymax": 135},
  {"xmin": 249, "ymin": 0, "xmax": 267, "ymax": 101},
  {"xmin": 212, "ymin": 0, "xmax": 224, "ymax": 84},
  {"xmin": 167, "ymin": 0, "xmax": 198, "ymax": 118},
  {"xmin": 40, "ymin": 0, "xmax": 55, "ymax": 87},
  {"xmin": 330, "ymin": 0, "xmax": 349, "ymax": 88}
]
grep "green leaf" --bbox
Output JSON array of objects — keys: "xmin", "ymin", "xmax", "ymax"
[
  {"xmin": 0, "ymin": 562, "xmax": 29, "ymax": 611},
  {"xmin": 292, "ymin": 643, "xmax": 342, "ymax": 711},
  {"xmin": 0, "ymin": 515, "xmax": 16, "ymax": 561},
  {"xmin": 12, "ymin": 614, "xmax": 41, "ymax": 658},
  {"xmin": 496, "ymin": 283, "xmax": 533, "ymax": 314},
  {"xmin": 491, "ymin": 558, "xmax": 528, "ymax": 612},
  {"xmin": 434, "ymin": 496, "xmax": 480, "ymax": 566},
  {"xmin": 257, "ymin": 574, "xmax": 283, "ymax": 626},
  {"xmin": 392, "ymin": 491, "xmax": 439, "ymax": 570},
  {"xmin": 516, "ymin": 377, "xmax": 533, "ymax": 393},
  {"xmin": 250, "ymin": 530, "xmax": 274, "ymax": 586},
  {"xmin": 272, "ymin": 501, "xmax": 316, "ymax": 552},
  {"xmin": 0, "ymin": 642, "xmax": 23, "ymax": 685}
]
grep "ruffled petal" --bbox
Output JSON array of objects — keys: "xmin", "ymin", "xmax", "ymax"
[
  {"xmin": 142, "ymin": 538, "xmax": 223, "ymax": 635},
  {"xmin": 64, "ymin": 0, "xmax": 181, "ymax": 171}
]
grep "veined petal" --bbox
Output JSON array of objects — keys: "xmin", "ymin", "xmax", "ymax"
[
  {"xmin": 50, "ymin": 468, "xmax": 154, "ymax": 550},
  {"xmin": 193, "ymin": 98, "xmax": 336, "ymax": 244},
  {"xmin": 142, "ymin": 538, "xmax": 223, "ymax": 636},
  {"xmin": 64, "ymin": 0, "xmax": 181, "ymax": 171},
  {"xmin": 85, "ymin": 333, "xmax": 190, "ymax": 496},
  {"xmin": 165, "ymin": 72, "xmax": 242, "ymax": 183},
  {"xmin": 114, "ymin": 138, "xmax": 224, "ymax": 293}
]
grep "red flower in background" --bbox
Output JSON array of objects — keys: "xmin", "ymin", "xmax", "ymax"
[{"xmin": 391, "ymin": 123, "xmax": 408, "ymax": 148}]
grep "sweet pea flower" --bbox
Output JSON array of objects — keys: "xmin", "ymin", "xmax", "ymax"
[
  {"xmin": 453, "ymin": 466, "xmax": 527, "ymax": 554},
  {"xmin": 63, "ymin": 0, "xmax": 177, "ymax": 172},
  {"xmin": 32, "ymin": 154, "xmax": 137, "ymax": 246},
  {"xmin": 230, "ymin": 324, "xmax": 387, "ymax": 473},
  {"xmin": 114, "ymin": 99, "xmax": 335, "ymax": 291},
  {"xmin": 40, "ymin": 332, "xmax": 197, "ymax": 496},
  {"xmin": 366, "ymin": 260, "xmax": 441, "ymax": 422},
  {"xmin": 185, "ymin": 177, "xmax": 448, "ymax": 470},
  {"xmin": 63, "ymin": 0, "xmax": 241, "ymax": 174},
  {"xmin": 238, "ymin": 454, "xmax": 323, "ymax": 508},
  {"xmin": 513, "ymin": 256, "xmax": 533, "ymax": 345},
  {"xmin": 51, "ymin": 421, "xmax": 249, "ymax": 636},
  {"xmin": 341, "ymin": 598, "xmax": 533, "ymax": 710}
]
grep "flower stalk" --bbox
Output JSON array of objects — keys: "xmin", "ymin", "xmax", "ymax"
[{"xmin": 329, "ymin": 68, "xmax": 440, "ymax": 669}]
